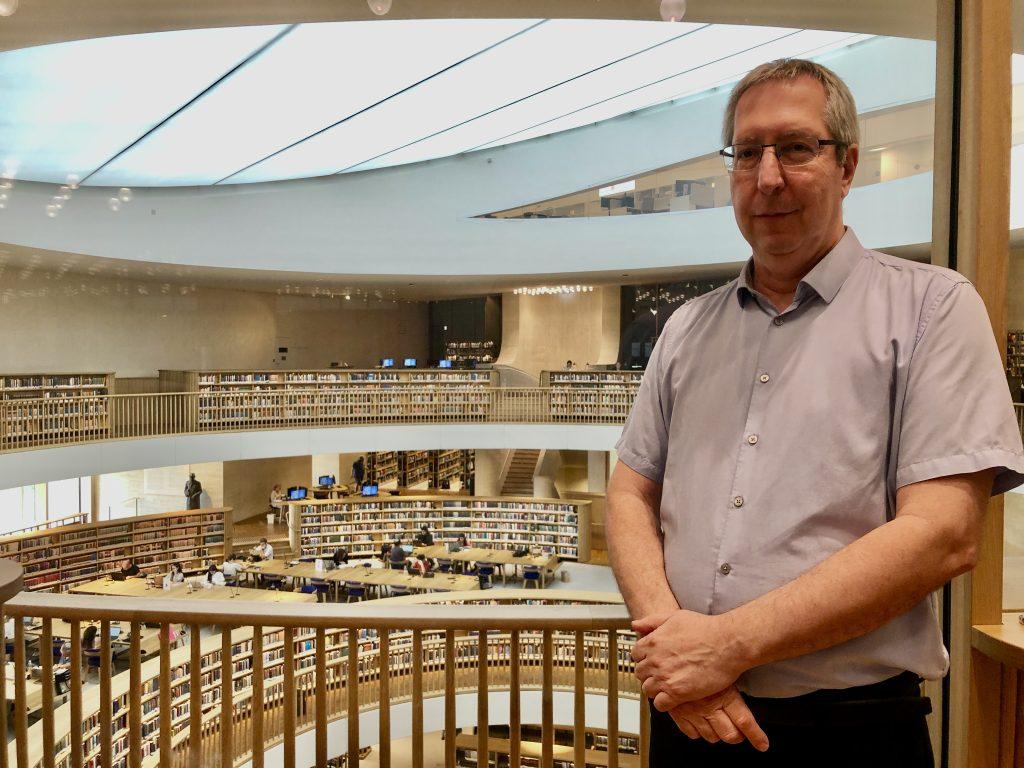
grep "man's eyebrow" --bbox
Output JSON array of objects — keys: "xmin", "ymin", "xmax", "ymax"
[{"xmin": 733, "ymin": 129, "xmax": 822, "ymax": 143}]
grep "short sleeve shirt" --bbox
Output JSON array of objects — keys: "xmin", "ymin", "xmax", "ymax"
[{"xmin": 615, "ymin": 228, "xmax": 1024, "ymax": 697}]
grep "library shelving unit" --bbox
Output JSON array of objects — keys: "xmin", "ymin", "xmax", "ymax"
[
  {"xmin": 295, "ymin": 495, "xmax": 589, "ymax": 562},
  {"xmin": 540, "ymin": 370, "xmax": 643, "ymax": 421},
  {"xmin": 400, "ymin": 450, "xmax": 432, "ymax": 488},
  {"xmin": 367, "ymin": 450, "xmax": 400, "ymax": 486},
  {"xmin": 445, "ymin": 339, "xmax": 497, "ymax": 364},
  {"xmin": 158, "ymin": 368, "xmax": 497, "ymax": 429},
  {"xmin": 0, "ymin": 372, "xmax": 114, "ymax": 449},
  {"xmin": 434, "ymin": 448, "xmax": 474, "ymax": 488},
  {"xmin": 1007, "ymin": 330, "xmax": 1024, "ymax": 398},
  {"xmin": 0, "ymin": 508, "xmax": 231, "ymax": 592},
  {"xmin": 456, "ymin": 724, "xmax": 641, "ymax": 768}
]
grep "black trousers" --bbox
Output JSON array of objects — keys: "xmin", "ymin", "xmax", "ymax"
[{"xmin": 649, "ymin": 672, "xmax": 934, "ymax": 768}]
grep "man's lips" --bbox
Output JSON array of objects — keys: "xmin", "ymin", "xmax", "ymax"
[{"xmin": 754, "ymin": 210, "xmax": 797, "ymax": 218}]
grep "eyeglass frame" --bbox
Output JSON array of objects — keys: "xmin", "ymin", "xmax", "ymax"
[{"xmin": 718, "ymin": 137, "xmax": 845, "ymax": 172}]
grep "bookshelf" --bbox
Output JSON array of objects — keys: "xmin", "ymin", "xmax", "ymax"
[
  {"xmin": 0, "ymin": 372, "xmax": 114, "ymax": 448},
  {"xmin": 444, "ymin": 340, "xmax": 497, "ymax": 364},
  {"xmin": 0, "ymin": 508, "xmax": 231, "ymax": 592},
  {"xmin": 1007, "ymin": 330, "xmax": 1024, "ymax": 398},
  {"xmin": 367, "ymin": 451, "xmax": 400, "ymax": 487},
  {"xmin": 400, "ymin": 450, "xmax": 432, "ymax": 488},
  {"xmin": 296, "ymin": 496, "xmax": 589, "ymax": 562},
  {"xmin": 540, "ymin": 371, "xmax": 642, "ymax": 421},
  {"xmin": 455, "ymin": 725, "xmax": 641, "ymax": 768},
  {"xmin": 158, "ymin": 368, "xmax": 496, "ymax": 428},
  {"xmin": 433, "ymin": 449, "xmax": 474, "ymax": 489}
]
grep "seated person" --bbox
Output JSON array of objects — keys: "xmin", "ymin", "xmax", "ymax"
[
  {"xmin": 119, "ymin": 554, "xmax": 141, "ymax": 577},
  {"xmin": 332, "ymin": 548, "xmax": 349, "ymax": 567},
  {"xmin": 251, "ymin": 538, "xmax": 274, "ymax": 560},
  {"xmin": 167, "ymin": 562, "xmax": 185, "ymax": 584},
  {"xmin": 379, "ymin": 542, "xmax": 393, "ymax": 562},
  {"xmin": 204, "ymin": 564, "xmax": 226, "ymax": 587},
  {"xmin": 414, "ymin": 525, "xmax": 434, "ymax": 547},
  {"xmin": 388, "ymin": 538, "xmax": 408, "ymax": 569},
  {"xmin": 410, "ymin": 554, "xmax": 431, "ymax": 576},
  {"xmin": 221, "ymin": 555, "xmax": 242, "ymax": 582}
]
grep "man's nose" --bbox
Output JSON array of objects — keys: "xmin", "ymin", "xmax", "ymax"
[{"xmin": 757, "ymin": 147, "xmax": 785, "ymax": 194}]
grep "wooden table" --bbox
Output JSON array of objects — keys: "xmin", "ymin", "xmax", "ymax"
[
  {"xmin": 70, "ymin": 577, "xmax": 316, "ymax": 603},
  {"xmin": 4, "ymin": 662, "xmax": 46, "ymax": 716},
  {"xmin": 25, "ymin": 619, "xmax": 162, "ymax": 657},
  {"xmin": 415, "ymin": 545, "xmax": 560, "ymax": 586},
  {"xmin": 325, "ymin": 565, "xmax": 479, "ymax": 597}
]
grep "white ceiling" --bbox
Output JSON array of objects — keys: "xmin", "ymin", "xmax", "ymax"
[{"xmin": 0, "ymin": 19, "xmax": 869, "ymax": 187}]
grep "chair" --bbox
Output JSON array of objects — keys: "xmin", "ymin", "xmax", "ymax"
[
  {"xmin": 345, "ymin": 581, "xmax": 366, "ymax": 603},
  {"xmin": 83, "ymin": 648, "xmax": 104, "ymax": 680},
  {"xmin": 388, "ymin": 585, "xmax": 410, "ymax": 597},
  {"xmin": 435, "ymin": 558, "xmax": 452, "ymax": 573},
  {"xmin": 476, "ymin": 565, "xmax": 495, "ymax": 588},
  {"xmin": 522, "ymin": 566, "xmax": 542, "ymax": 589},
  {"xmin": 262, "ymin": 575, "xmax": 285, "ymax": 591},
  {"xmin": 311, "ymin": 579, "xmax": 331, "ymax": 602},
  {"xmin": 390, "ymin": 562, "xmax": 406, "ymax": 571}
]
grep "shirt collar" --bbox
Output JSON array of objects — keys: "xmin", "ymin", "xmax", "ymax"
[{"xmin": 735, "ymin": 227, "xmax": 864, "ymax": 308}]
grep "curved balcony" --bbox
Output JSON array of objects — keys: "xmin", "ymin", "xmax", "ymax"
[{"xmin": 2, "ymin": 584, "xmax": 641, "ymax": 768}]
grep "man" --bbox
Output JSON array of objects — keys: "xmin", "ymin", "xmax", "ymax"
[
  {"xmin": 352, "ymin": 456, "xmax": 366, "ymax": 488},
  {"xmin": 252, "ymin": 537, "xmax": 274, "ymax": 560},
  {"xmin": 608, "ymin": 58, "xmax": 1024, "ymax": 768},
  {"xmin": 184, "ymin": 473, "xmax": 202, "ymax": 510},
  {"xmin": 389, "ymin": 538, "xmax": 408, "ymax": 569},
  {"xmin": 415, "ymin": 524, "xmax": 434, "ymax": 546}
]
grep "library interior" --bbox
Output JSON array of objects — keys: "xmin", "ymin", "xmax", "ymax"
[{"xmin": 0, "ymin": 1, "xmax": 1022, "ymax": 767}]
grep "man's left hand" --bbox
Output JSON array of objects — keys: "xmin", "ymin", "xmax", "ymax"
[{"xmin": 631, "ymin": 609, "xmax": 749, "ymax": 712}]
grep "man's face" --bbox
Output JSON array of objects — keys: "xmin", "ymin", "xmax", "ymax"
[{"xmin": 728, "ymin": 76, "xmax": 858, "ymax": 261}]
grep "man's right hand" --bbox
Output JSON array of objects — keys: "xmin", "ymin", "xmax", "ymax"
[{"xmin": 667, "ymin": 684, "xmax": 769, "ymax": 752}]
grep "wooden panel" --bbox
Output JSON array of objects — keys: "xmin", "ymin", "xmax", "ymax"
[
  {"xmin": 100, "ymin": 621, "xmax": 112, "ymax": 768},
  {"xmin": 316, "ymin": 628, "xmax": 327, "ymax": 767},
  {"xmin": 379, "ymin": 631, "xmax": 391, "ymax": 768},
  {"xmin": 251, "ymin": 626, "xmax": 264, "ymax": 768},
  {"xmin": 412, "ymin": 630, "xmax": 424, "ymax": 768},
  {"xmin": 40, "ymin": 620, "xmax": 53, "ymax": 768},
  {"xmin": 348, "ymin": 630, "xmax": 359, "ymax": 768},
  {"xmin": 129, "ymin": 624, "xmax": 142, "ymax": 768},
  {"xmin": 220, "ymin": 629, "xmax": 233, "ymax": 768},
  {"xmin": 70, "ymin": 619, "xmax": 83, "ymax": 768},
  {"xmin": 283, "ymin": 627, "xmax": 296, "ymax": 768}
]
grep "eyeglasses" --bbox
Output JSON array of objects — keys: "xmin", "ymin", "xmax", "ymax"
[{"xmin": 719, "ymin": 137, "xmax": 842, "ymax": 172}]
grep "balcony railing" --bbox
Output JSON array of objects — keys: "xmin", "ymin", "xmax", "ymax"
[
  {"xmin": 0, "ymin": 578, "xmax": 643, "ymax": 768},
  {"xmin": 0, "ymin": 387, "xmax": 640, "ymax": 453}
]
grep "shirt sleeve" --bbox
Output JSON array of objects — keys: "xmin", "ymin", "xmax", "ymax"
[
  {"xmin": 614, "ymin": 314, "xmax": 680, "ymax": 484},
  {"xmin": 896, "ymin": 281, "xmax": 1024, "ymax": 495}
]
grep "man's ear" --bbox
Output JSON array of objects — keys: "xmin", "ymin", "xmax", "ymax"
[{"xmin": 840, "ymin": 144, "xmax": 859, "ymax": 198}]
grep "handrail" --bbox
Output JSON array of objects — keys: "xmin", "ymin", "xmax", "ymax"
[
  {"xmin": 0, "ymin": 512, "xmax": 88, "ymax": 537},
  {"xmin": 4, "ymin": 589, "xmax": 642, "ymax": 768},
  {"xmin": 0, "ymin": 386, "xmax": 639, "ymax": 453}
]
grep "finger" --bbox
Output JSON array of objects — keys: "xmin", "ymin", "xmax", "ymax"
[
  {"xmin": 692, "ymin": 716, "xmax": 720, "ymax": 744},
  {"xmin": 723, "ymin": 696, "xmax": 770, "ymax": 752},
  {"xmin": 669, "ymin": 713, "xmax": 701, "ymax": 740},
  {"xmin": 631, "ymin": 612, "xmax": 674, "ymax": 636},
  {"xmin": 705, "ymin": 710, "xmax": 744, "ymax": 745},
  {"xmin": 633, "ymin": 659, "xmax": 652, "ymax": 682},
  {"xmin": 652, "ymin": 691, "xmax": 681, "ymax": 712},
  {"xmin": 641, "ymin": 677, "xmax": 662, "ymax": 700}
]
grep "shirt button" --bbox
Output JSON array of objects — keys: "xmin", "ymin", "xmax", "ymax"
[
  {"xmin": 720, "ymin": 563, "xmax": 732, "ymax": 575},
  {"xmin": 733, "ymin": 496, "xmax": 744, "ymax": 508},
  {"xmin": 746, "ymin": 434, "xmax": 758, "ymax": 445},
  {"xmin": 759, "ymin": 373, "xmax": 770, "ymax": 383},
  {"xmin": 773, "ymin": 317, "xmax": 784, "ymax": 326}
]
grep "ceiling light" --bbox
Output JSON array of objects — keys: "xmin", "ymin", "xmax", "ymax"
[
  {"xmin": 368, "ymin": 0, "xmax": 392, "ymax": 15},
  {"xmin": 0, "ymin": 0, "xmax": 17, "ymax": 18},
  {"xmin": 660, "ymin": 0, "xmax": 686, "ymax": 21},
  {"xmin": 108, "ymin": 197, "xmax": 121, "ymax": 212},
  {"xmin": 513, "ymin": 284, "xmax": 594, "ymax": 296},
  {"xmin": 118, "ymin": 187, "xmax": 133, "ymax": 203},
  {"xmin": 65, "ymin": 173, "xmax": 80, "ymax": 189},
  {"xmin": 45, "ymin": 205, "xmax": 58, "ymax": 218}
]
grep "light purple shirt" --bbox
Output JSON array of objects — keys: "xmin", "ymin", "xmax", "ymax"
[{"xmin": 616, "ymin": 228, "xmax": 1024, "ymax": 697}]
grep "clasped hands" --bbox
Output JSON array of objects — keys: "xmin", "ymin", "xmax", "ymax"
[{"xmin": 631, "ymin": 609, "xmax": 770, "ymax": 751}]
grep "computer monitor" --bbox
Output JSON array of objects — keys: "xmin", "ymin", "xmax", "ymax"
[
  {"xmin": 287, "ymin": 486, "xmax": 308, "ymax": 501},
  {"xmin": 401, "ymin": 545, "xmax": 414, "ymax": 554},
  {"xmin": 438, "ymin": 359, "xmax": 452, "ymax": 368},
  {"xmin": 361, "ymin": 484, "xmax": 379, "ymax": 497},
  {"xmin": 109, "ymin": 626, "xmax": 122, "ymax": 639},
  {"xmin": 318, "ymin": 475, "xmax": 335, "ymax": 487},
  {"xmin": 381, "ymin": 358, "xmax": 395, "ymax": 368}
]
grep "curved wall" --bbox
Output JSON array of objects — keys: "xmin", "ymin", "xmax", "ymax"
[
  {"xmin": 0, "ymin": 424, "xmax": 623, "ymax": 490},
  {"xmin": 0, "ymin": 38, "xmax": 939, "ymax": 276}
]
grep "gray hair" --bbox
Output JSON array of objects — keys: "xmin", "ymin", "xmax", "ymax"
[{"xmin": 722, "ymin": 58, "xmax": 859, "ymax": 163}]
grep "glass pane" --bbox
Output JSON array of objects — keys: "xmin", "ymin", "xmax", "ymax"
[{"xmin": 46, "ymin": 477, "xmax": 81, "ymax": 520}]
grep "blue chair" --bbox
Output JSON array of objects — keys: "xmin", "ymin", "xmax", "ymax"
[
  {"xmin": 388, "ymin": 585, "xmax": 410, "ymax": 597},
  {"xmin": 345, "ymin": 581, "xmax": 366, "ymax": 603},
  {"xmin": 390, "ymin": 562, "xmax": 406, "ymax": 571},
  {"xmin": 522, "ymin": 566, "xmax": 542, "ymax": 589},
  {"xmin": 435, "ymin": 558, "xmax": 452, "ymax": 573},
  {"xmin": 311, "ymin": 579, "xmax": 331, "ymax": 602},
  {"xmin": 476, "ymin": 565, "xmax": 495, "ymax": 588},
  {"xmin": 262, "ymin": 575, "xmax": 285, "ymax": 591}
]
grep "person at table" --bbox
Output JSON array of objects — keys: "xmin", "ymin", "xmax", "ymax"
[
  {"xmin": 118, "ymin": 555, "xmax": 141, "ymax": 577},
  {"xmin": 204, "ymin": 563, "xmax": 226, "ymax": 587},
  {"xmin": 221, "ymin": 555, "xmax": 242, "ymax": 584},
  {"xmin": 410, "ymin": 554, "xmax": 432, "ymax": 576},
  {"xmin": 167, "ymin": 562, "xmax": 185, "ymax": 584},
  {"xmin": 251, "ymin": 538, "xmax": 274, "ymax": 560},
  {"xmin": 414, "ymin": 524, "xmax": 434, "ymax": 546},
  {"xmin": 332, "ymin": 548, "xmax": 349, "ymax": 567},
  {"xmin": 270, "ymin": 484, "xmax": 284, "ymax": 509},
  {"xmin": 389, "ymin": 538, "xmax": 408, "ymax": 570},
  {"xmin": 379, "ymin": 542, "xmax": 393, "ymax": 562}
]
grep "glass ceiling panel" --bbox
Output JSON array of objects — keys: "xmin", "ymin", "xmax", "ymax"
[
  {"xmin": 89, "ymin": 19, "xmax": 537, "ymax": 187},
  {"xmin": 0, "ymin": 26, "xmax": 287, "ymax": 185},
  {"xmin": 229, "ymin": 19, "xmax": 691, "ymax": 183},
  {"xmin": 469, "ymin": 29, "xmax": 871, "ymax": 153}
]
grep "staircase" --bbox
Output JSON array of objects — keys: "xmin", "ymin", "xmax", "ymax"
[
  {"xmin": 232, "ymin": 516, "xmax": 294, "ymax": 559},
  {"xmin": 502, "ymin": 449, "xmax": 541, "ymax": 496}
]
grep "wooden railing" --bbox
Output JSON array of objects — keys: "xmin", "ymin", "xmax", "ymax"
[
  {"xmin": 1, "ymin": 587, "xmax": 643, "ymax": 768},
  {"xmin": 0, "ymin": 387, "xmax": 639, "ymax": 453},
  {"xmin": 0, "ymin": 513, "xmax": 89, "ymax": 538}
]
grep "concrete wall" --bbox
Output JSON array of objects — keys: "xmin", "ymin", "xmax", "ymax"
[
  {"xmin": 96, "ymin": 462, "xmax": 222, "ymax": 519},
  {"xmin": 0, "ymin": 272, "xmax": 429, "ymax": 377},
  {"xmin": 222, "ymin": 455, "xmax": 313, "ymax": 524},
  {"xmin": 497, "ymin": 286, "xmax": 620, "ymax": 380}
]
